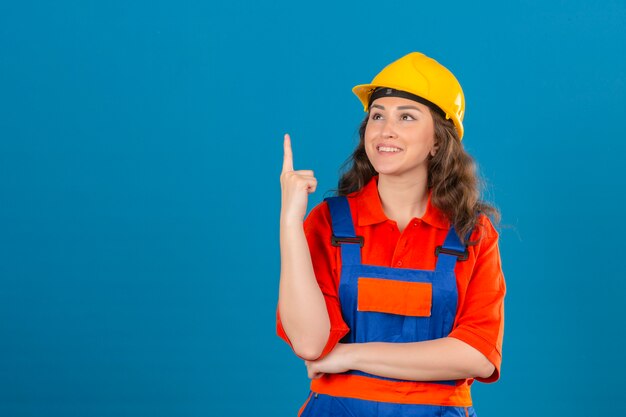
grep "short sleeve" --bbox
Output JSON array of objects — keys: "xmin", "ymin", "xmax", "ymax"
[
  {"xmin": 448, "ymin": 215, "xmax": 506, "ymax": 383},
  {"xmin": 276, "ymin": 201, "xmax": 350, "ymax": 360}
]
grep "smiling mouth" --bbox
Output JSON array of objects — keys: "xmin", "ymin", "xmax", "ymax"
[{"xmin": 377, "ymin": 145, "xmax": 403, "ymax": 153}]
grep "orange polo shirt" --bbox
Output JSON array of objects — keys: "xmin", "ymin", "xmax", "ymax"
[{"xmin": 277, "ymin": 175, "xmax": 505, "ymax": 383}]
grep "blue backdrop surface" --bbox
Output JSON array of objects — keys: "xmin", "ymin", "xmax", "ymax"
[{"xmin": 1, "ymin": 1, "xmax": 625, "ymax": 416}]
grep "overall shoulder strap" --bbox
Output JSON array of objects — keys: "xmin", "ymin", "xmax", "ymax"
[
  {"xmin": 435, "ymin": 226, "xmax": 471, "ymax": 272},
  {"xmin": 323, "ymin": 196, "xmax": 362, "ymax": 266}
]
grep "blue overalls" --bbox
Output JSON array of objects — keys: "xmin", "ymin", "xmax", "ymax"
[{"xmin": 299, "ymin": 196, "xmax": 478, "ymax": 417}]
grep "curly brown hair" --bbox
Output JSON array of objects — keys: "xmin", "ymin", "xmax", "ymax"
[{"xmin": 330, "ymin": 110, "xmax": 500, "ymax": 244}]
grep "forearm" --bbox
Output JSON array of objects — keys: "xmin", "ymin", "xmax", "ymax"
[
  {"xmin": 278, "ymin": 220, "xmax": 330, "ymax": 359},
  {"xmin": 346, "ymin": 337, "xmax": 495, "ymax": 381}
]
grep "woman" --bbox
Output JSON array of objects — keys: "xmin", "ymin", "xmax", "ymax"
[{"xmin": 277, "ymin": 52, "xmax": 505, "ymax": 417}]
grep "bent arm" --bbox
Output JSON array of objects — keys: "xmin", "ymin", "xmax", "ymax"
[
  {"xmin": 346, "ymin": 337, "xmax": 495, "ymax": 381},
  {"xmin": 278, "ymin": 220, "xmax": 330, "ymax": 360}
]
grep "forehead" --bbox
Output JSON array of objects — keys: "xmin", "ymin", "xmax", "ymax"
[{"xmin": 369, "ymin": 96, "xmax": 430, "ymax": 111}]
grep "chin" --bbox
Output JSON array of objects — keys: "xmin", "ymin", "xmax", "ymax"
[
  {"xmin": 371, "ymin": 165, "xmax": 401, "ymax": 176},
  {"xmin": 368, "ymin": 158, "xmax": 397, "ymax": 173}
]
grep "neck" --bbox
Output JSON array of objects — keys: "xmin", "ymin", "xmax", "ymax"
[{"xmin": 377, "ymin": 173, "xmax": 429, "ymax": 220}]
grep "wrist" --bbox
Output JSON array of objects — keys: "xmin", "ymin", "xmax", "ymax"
[
  {"xmin": 280, "ymin": 213, "xmax": 304, "ymax": 228},
  {"xmin": 343, "ymin": 343, "xmax": 361, "ymax": 371}
]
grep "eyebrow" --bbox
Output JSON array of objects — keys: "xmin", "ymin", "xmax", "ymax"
[{"xmin": 370, "ymin": 104, "xmax": 423, "ymax": 113}]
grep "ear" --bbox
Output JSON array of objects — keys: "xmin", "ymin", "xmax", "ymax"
[{"xmin": 430, "ymin": 143, "xmax": 439, "ymax": 157}]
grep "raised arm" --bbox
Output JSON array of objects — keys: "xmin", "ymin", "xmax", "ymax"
[{"xmin": 277, "ymin": 133, "xmax": 332, "ymax": 360}]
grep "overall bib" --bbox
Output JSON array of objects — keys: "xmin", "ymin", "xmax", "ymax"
[{"xmin": 299, "ymin": 196, "xmax": 478, "ymax": 417}]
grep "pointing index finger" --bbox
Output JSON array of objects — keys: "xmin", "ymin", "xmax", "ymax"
[{"xmin": 282, "ymin": 133, "xmax": 294, "ymax": 173}]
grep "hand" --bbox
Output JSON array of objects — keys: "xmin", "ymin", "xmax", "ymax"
[
  {"xmin": 304, "ymin": 343, "xmax": 352, "ymax": 379},
  {"xmin": 280, "ymin": 133, "xmax": 317, "ymax": 224}
]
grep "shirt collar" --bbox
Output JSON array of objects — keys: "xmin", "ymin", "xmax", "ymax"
[{"xmin": 354, "ymin": 175, "xmax": 450, "ymax": 230}]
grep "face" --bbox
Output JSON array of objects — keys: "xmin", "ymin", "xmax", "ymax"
[{"xmin": 364, "ymin": 96, "xmax": 436, "ymax": 179}]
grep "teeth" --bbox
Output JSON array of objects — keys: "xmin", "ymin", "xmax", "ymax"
[{"xmin": 378, "ymin": 146, "xmax": 401, "ymax": 152}]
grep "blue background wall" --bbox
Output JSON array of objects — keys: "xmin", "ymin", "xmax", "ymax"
[{"xmin": 1, "ymin": 1, "xmax": 625, "ymax": 415}]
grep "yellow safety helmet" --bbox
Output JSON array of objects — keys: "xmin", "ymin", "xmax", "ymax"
[{"xmin": 353, "ymin": 52, "xmax": 466, "ymax": 140}]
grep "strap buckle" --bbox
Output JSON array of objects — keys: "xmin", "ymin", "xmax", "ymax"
[
  {"xmin": 435, "ymin": 245, "xmax": 469, "ymax": 261},
  {"xmin": 331, "ymin": 235, "xmax": 364, "ymax": 247}
]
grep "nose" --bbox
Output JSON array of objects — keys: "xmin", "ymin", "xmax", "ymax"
[{"xmin": 380, "ymin": 118, "xmax": 398, "ymax": 139}]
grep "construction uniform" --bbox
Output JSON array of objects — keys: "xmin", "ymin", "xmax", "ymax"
[{"xmin": 277, "ymin": 175, "xmax": 506, "ymax": 416}]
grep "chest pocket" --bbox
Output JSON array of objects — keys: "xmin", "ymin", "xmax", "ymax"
[{"xmin": 357, "ymin": 277, "xmax": 432, "ymax": 317}]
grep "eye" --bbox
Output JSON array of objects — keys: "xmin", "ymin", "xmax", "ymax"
[
  {"xmin": 370, "ymin": 112, "xmax": 383, "ymax": 120},
  {"xmin": 401, "ymin": 113, "xmax": 416, "ymax": 121}
]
